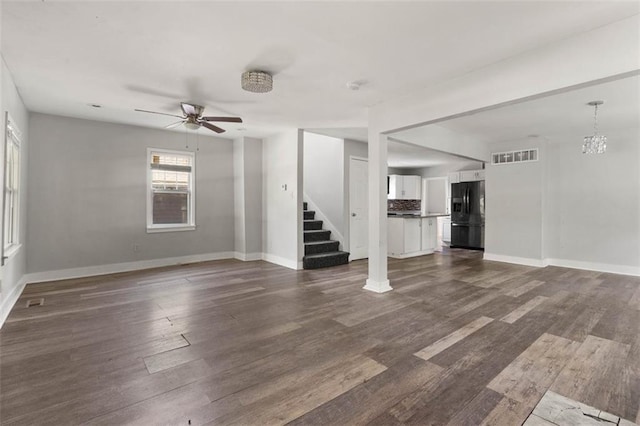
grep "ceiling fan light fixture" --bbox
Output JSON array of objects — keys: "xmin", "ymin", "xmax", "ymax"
[
  {"xmin": 241, "ymin": 70, "xmax": 273, "ymax": 93},
  {"xmin": 184, "ymin": 121, "xmax": 200, "ymax": 130}
]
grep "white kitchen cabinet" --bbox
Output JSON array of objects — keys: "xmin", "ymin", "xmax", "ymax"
[
  {"xmin": 421, "ymin": 217, "xmax": 436, "ymax": 251},
  {"xmin": 448, "ymin": 169, "xmax": 485, "ymax": 183},
  {"xmin": 404, "ymin": 219, "xmax": 421, "ymax": 253},
  {"xmin": 424, "ymin": 178, "xmax": 448, "ymax": 214},
  {"xmin": 442, "ymin": 217, "xmax": 452, "ymax": 245},
  {"xmin": 447, "ymin": 172, "xmax": 460, "ymax": 184},
  {"xmin": 459, "ymin": 169, "xmax": 485, "ymax": 182},
  {"xmin": 388, "ymin": 175, "xmax": 421, "ymax": 200},
  {"xmin": 388, "ymin": 216, "xmax": 438, "ymax": 258}
]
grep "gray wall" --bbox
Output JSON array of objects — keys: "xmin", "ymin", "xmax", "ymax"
[
  {"xmin": 1, "ymin": 55, "xmax": 29, "ymax": 325},
  {"xmin": 485, "ymin": 139, "xmax": 546, "ymax": 261},
  {"xmin": 262, "ymin": 129, "xmax": 303, "ymax": 269},
  {"xmin": 233, "ymin": 136, "xmax": 262, "ymax": 258},
  {"xmin": 545, "ymin": 129, "xmax": 640, "ymax": 268},
  {"xmin": 27, "ymin": 113, "xmax": 235, "ymax": 273},
  {"xmin": 485, "ymin": 131, "xmax": 640, "ymax": 273}
]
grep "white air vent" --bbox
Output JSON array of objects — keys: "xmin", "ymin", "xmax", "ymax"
[{"xmin": 491, "ymin": 148, "xmax": 538, "ymax": 165}]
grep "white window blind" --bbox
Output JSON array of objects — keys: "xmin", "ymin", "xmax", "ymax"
[{"xmin": 147, "ymin": 149, "xmax": 195, "ymax": 232}]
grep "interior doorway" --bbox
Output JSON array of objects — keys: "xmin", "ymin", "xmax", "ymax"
[{"xmin": 349, "ymin": 157, "xmax": 368, "ymax": 260}]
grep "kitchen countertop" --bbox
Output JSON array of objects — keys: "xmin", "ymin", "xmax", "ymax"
[{"xmin": 388, "ymin": 213, "xmax": 450, "ymax": 218}]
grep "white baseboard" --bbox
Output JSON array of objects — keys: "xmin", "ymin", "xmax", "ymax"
[
  {"xmin": 23, "ymin": 251, "xmax": 236, "ymax": 284},
  {"xmin": 234, "ymin": 252, "xmax": 263, "ymax": 261},
  {"xmin": 545, "ymin": 258, "xmax": 640, "ymax": 277},
  {"xmin": 262, "ymin": 253, "xmax": 301, "ymax": 270},
  {"xmin": 483, "ymin": 253, "xmax": 640, "ymax": 277},
  {"xmin": 363, "ymin": 279, "xmax": 393, "ymax": 293},
  {"xmin": 483, "ymin": 253, "xmax": 548, "ymax": 268},
  {"xmin": 0, "ymin": 276, "xmax": 28, "ymax": 329},
  {"xmin": 388, "ymin": 249, "xmax": 435, "ymax": 259}
]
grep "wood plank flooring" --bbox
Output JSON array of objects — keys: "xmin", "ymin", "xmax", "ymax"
[{"xmin": 1, "ymin": 249, "xmax": 639, "ymax": 425}]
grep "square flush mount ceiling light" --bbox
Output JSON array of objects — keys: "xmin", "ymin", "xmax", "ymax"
[{"xmin": 241, "ymin": 70, "xmax": 273, "ymax": 93}]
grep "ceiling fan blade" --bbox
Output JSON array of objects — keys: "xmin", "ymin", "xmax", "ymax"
[
  {"xmin": 134, "ymin": 109, "xmax": 184, "ymax": 119},
  {"xmin": 181, "ymin": 103, "xmax": 197, "ymax": 116},
  {"xmin": 164, "ymin": 120, "xmax": 185, "ymax": 129},
  {"xmin": 201, "ymin": 116, "xmax": 243, "ymax": 123},
  {"xmin": 200, "ymin": 121, "xmax": 226, "ymax": 133}
]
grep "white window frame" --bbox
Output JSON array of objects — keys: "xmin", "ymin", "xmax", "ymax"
[
  {"xmin": 146, "ymin": 148, "xmax": 196, "ymax": 233},
  {"xmin": 2, "ymin": 112, "xmax": 22, "ymax": 264}
]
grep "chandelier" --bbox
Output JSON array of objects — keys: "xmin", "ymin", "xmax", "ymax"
[
  {"xmin": 582, "ymin": 100, "xmax": 606, "ymax": 154},
  {"xmin": 241, "ymin": 70, "xmax": 273, "ymax": 93}
]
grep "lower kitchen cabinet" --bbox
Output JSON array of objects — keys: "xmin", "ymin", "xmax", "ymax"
[
  {"xmin": 388, "ymin": 217, "xmax": 437, "ymax": 258},
  {"xmin": 421, "ymin": 217, "xmax": 436, "ymax": 251}
]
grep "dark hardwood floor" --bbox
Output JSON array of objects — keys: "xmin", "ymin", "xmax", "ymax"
[{"xmin": 1, "ymin": 250, "xmax": 639, "ymax": 425}]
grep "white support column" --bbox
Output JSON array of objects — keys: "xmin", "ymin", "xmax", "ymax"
[{"xmin": 364, "ymin": 130, "xmax": 392, "ymax": 293}]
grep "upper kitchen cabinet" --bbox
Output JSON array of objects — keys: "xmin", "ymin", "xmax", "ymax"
[
  {"xmin": 388, "ymin": 175, "xmax": 422, "ymax": 200},
  {"xmin": 460, "ymin": 169, "xmax": 485, "ymax": 182},
  {"xmin": 448, "ymin": 169, "xmax": 485, "ymax": 183},
  {"xmin": 424, "ymin": 177, "xmax": 448, "ymax": 214}
]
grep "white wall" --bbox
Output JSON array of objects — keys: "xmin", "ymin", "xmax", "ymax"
[
  {"xmin": 545, "ymin": 129, "xmax": 640, "ymax": 272},
  {"xmin": 262, "ymin": 129, "xmax": 303, "ymax": 269},
  {"xmin": 26, "ymin": 113, "xmax": 235, "ymax": 277},
  {"xmin": 233, "ymin": 136, "xmax": 262, "ymax": 260},
  {"xmin": 485, "ymin": 139, "xmax": 547, "ymax": 265},
  {"xmin": 303, "ymin": 132, "xmax": 344, "ymax": 238},
  {"xmin": 1, "ymin": 56, "xmax": 30, "ymax": 327}
]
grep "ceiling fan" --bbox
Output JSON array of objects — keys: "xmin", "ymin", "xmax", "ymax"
[{"xmin": 135, "ymin": 102, "xmax": 242, "ymax": 133}]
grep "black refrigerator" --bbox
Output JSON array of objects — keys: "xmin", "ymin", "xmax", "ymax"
[{"xmin": 450, "ymin": 181, "xmax": 485, "ymax": 250}]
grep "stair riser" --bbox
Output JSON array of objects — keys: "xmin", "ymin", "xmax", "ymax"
[
  {"xmin": 304, "ymin": 221, "xmax": 323, "ymax": 231},
  {"xmin": 303, "ymin": 253, "xmax": 349, "ymax": 269},
  {"xmin": 303, "ymin": 211, "xmax": 315, "ymax": 220},
  {"xmin": 304, "ymin": 231, "xmax": 331, "ymax": 242},
  {"xmin": 305, "ymin": 241, "xmax": 340, "ymax": 255}
]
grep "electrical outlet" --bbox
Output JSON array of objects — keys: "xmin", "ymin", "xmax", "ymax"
[{"xmin": 133, "ymin": 244, "xmax": 141, "ymax": 253}]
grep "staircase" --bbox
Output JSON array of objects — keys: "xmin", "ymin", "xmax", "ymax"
[{"xmin": 303, "ymin": 202, "xmax": 349, "ymax": 269}]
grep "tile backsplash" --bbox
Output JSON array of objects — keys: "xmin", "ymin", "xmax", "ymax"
[{"xmin": 388, "ymin": 199, "xmax": 421, "ymax": 211}]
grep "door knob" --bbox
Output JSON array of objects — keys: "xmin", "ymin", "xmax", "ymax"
[{"xmin": 351, "ymin": 213, "xmax": 356, "ymax": 217}]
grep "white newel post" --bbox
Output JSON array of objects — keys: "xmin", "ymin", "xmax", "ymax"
[{"xmin": 364, "ymin": 130, "xmax": 392, "ymax": 293}]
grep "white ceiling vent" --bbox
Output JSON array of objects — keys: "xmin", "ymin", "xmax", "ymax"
[{"xmin": 491, "ymin": 148, "xmax": 538, "ymax": 165}]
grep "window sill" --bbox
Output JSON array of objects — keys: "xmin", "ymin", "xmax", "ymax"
[
  {"xmin": 146, "ymin": 225, "xmax": 196, "ymax": 234},
  {"xmin": 3, "ymin": 243, "xmax": 22, "ymax": 261}
]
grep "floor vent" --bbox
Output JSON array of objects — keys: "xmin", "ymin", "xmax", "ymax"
[
  {"xmin": 26, "ymin": 298, "xmax": 45, "ymax": 308},
  {"xmin": 492, "ymin": 148, "xmax": 538, "ymax": 165}
]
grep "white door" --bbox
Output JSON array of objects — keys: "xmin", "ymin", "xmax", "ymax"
[{"xmin": 349, "ymin": 158, "xmax": 368, "ymax": 260}]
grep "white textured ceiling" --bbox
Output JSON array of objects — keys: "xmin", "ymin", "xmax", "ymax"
[{"xmin": 2, "ymin": 1, "xmax": 638, "ymax": 141}]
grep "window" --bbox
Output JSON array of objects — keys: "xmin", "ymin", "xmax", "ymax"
[
  {"xmin": 147, "ymin": 148, "xmax": 195, "ymax": 232},
  {"xmin": 3, "ymin": 113, "xmax": 21, "ymax": 260}
]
